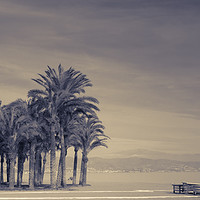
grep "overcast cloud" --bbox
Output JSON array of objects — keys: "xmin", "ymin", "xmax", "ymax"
[{"xmin": 1, "ymin": 0, "xmax": 200, "ymax": 156}]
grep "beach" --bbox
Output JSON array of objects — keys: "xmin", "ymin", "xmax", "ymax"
[{"xmin": 1, "ymin": 171, "xmax": 200, "ymax": 199}]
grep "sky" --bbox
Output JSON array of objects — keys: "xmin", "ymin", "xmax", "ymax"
[{"xmin": 1, "ymin": 0, "xmax": 200, "ymax": 158}]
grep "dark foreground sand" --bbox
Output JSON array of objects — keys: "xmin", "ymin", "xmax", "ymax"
[{"xmin": 0, "ymin": 189, "xmax": 199, "ymax": 199}]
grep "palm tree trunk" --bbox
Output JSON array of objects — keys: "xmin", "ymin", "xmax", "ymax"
[
  {"xmin": 6, "ymin": 154, "xmax": 10, "ymax": 183},
  {"xmin": 17, "ymin": 143, "xmax": 24, "ymax": 187},
  {"xmin": 9, "ymin": 153, "xmax": 15, "ymax": 189},
  {"xmin": 35, "ymin": 148, "xmax": 42, "ymax": 186},
  {"xmin": 56, "ymin": 151, "xmax": 62, "ymax": 188},
  {"xmin": 17, "ymin": 157, "xmax": 21, "ymax": 187},
  {"xmin": 56, "ymin": 147, "xmax": 67, "ymax": 188},
  {"xmin": 79, "ymin": 153, "xmax": 84, "ymax": 185},
  {"xmin": 29, "ymin": 140, "xmax": 36, "ymax": 189},
  {"xmin": 19, "ymin": 162, "xmax": 24, "ymax": 187},
  {"xmin": 60, "ymin": 127, "xmax": 66, "ymax": 187},
  {"xmin": 82, "ymin": 153, "xmax": 88, "ymax": 186},
  {"xmin": 38, "ymin": 152, "xmax": 42, "ymax": 185},
  {"xmin": 1, "ymin": 153, "xmax": 4, "ymax": 184},
  {"xmin": 73, "ymin": 147, "xmax": 78, "ymax": 185},
  {"xmin": 50, "ymin": 122, "xmax": 56, "ymax": 188},
  {"xmin": 41, "ymin": 151, "xmax": 47, "ymax": 184},
  {"xmin": 17, "ymin": 156, "xmax": 23, "ymax": 187}
]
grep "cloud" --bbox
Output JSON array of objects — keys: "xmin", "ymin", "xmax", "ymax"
[
  {"xmin": 1, "ymin": 0, "xmax": 200, "ymax": 154},
  {"xmin": 0, "ymin": 65, "xmax": 33, "ymax": 88},
  {"xmin": 1, "ymin": 0, "xmax": 200, "ymax": 68}
]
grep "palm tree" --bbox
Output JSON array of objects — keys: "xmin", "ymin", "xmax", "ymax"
[
  {"xmin": 28, "ymin": 65, "xmax": 97, "ymax": 188},
  {"xmin": 0, "ymin": 100, "xmax": 29, "ymax": 188},
  {"xmin": 28, "ymin": 85, "xmax": 57, "ymax": 188},
  {"xmin": 0, "ymin": 99, "xmax": 39, "ymax": 189},
  {"xmin": 70, "ymin": 115, "xmax": 109, "ymax": 185},
  {"xmin": 0, "ymin": 102, "xmax": 5, "ymax": 184},
  {"xmin": 0, "ymin": 101, "xmax": 6, "ymax": 184},
  {"xmin": 28, "ymin": 97, "xmax": 51, "ymax": 186},
  {"xmin": 0, "ymin": 100, "xmax": 23, "ymax": 188}
]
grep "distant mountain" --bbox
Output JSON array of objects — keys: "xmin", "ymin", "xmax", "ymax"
[
  {"xmin": 111, "ymin": 149, "xmax": 200, "ymax": 162},
  {"xmin": 86, "ymin": 149, "xmax": 200, "ymax": 172},
  {"xmin": 87, "ymin": 157, "xmax": 200, "ymax": 172}
]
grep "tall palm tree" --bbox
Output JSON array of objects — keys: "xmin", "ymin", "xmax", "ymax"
[
  {"xmin": 28, "ymin": 97, "xmax": 51, "ymax": 186},
  {"xmin": 28, "ymin": 65, "xmax": 95, "ymax": 188},
  {"xmin": 70, "ymin": 115, "xmax": 109, "ymax": 185},
  {"xmin": 0, "ymin": 101, "xmax": 6, "ymax": 184},
  {"xmin": 0, "ymin": 99, "xmax": 38, "ymax": 189},
  {"xmin": 0, "ymin": 100, "xmax": 23, "ymax": 188},
  {"xmin": 0, "ymin": 101, "xmax": 5, "ymax": 184}
]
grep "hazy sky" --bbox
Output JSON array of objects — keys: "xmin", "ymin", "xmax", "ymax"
[{"xmin": 1, "ymin": 0, "xmax": 200, "ymax": 157}]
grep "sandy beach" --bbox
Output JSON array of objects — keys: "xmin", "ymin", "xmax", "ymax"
[
  {"xmin": 0, "ymin": 171, "xmax": 198, "ymax": 199},
  {"xmin": 0, "ymin": 171, "xmax": 200, "ymax": 200}
]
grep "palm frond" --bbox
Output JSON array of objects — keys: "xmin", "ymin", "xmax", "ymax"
[
  {"xmin": 79, "ymin": 96, "xmax": 99, "ymax": 104},
  {"xmin": 58, "ymin": 64, "xmax": 64, "ymax": 79},
  {"xmin": 32, "ymin": 78, "xmax": 49, "ymax": 90},
  {"xmin": 89, "ymin": 139, "xmax": 108, "ymax": 152},
  {"xmin": 37, "ymin": 73, "xmax": 52, "ymax": 88},
  {"xmin": 28, "ymin": 89, "xmax": 48, "ymax": 98}
]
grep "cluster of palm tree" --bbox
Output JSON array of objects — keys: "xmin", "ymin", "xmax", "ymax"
[{"xmin": 0, "ymin": 65, "xmax": 109, "ymax": 189}]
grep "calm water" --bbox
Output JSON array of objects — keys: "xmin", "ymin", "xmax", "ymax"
[
  {"xmin": 86, "ymin": 171, "xmax": 200, "ymax": 191},
  {"xmin": 17, "ymin": 171, "xmax": 200, "ymax": 191}
]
